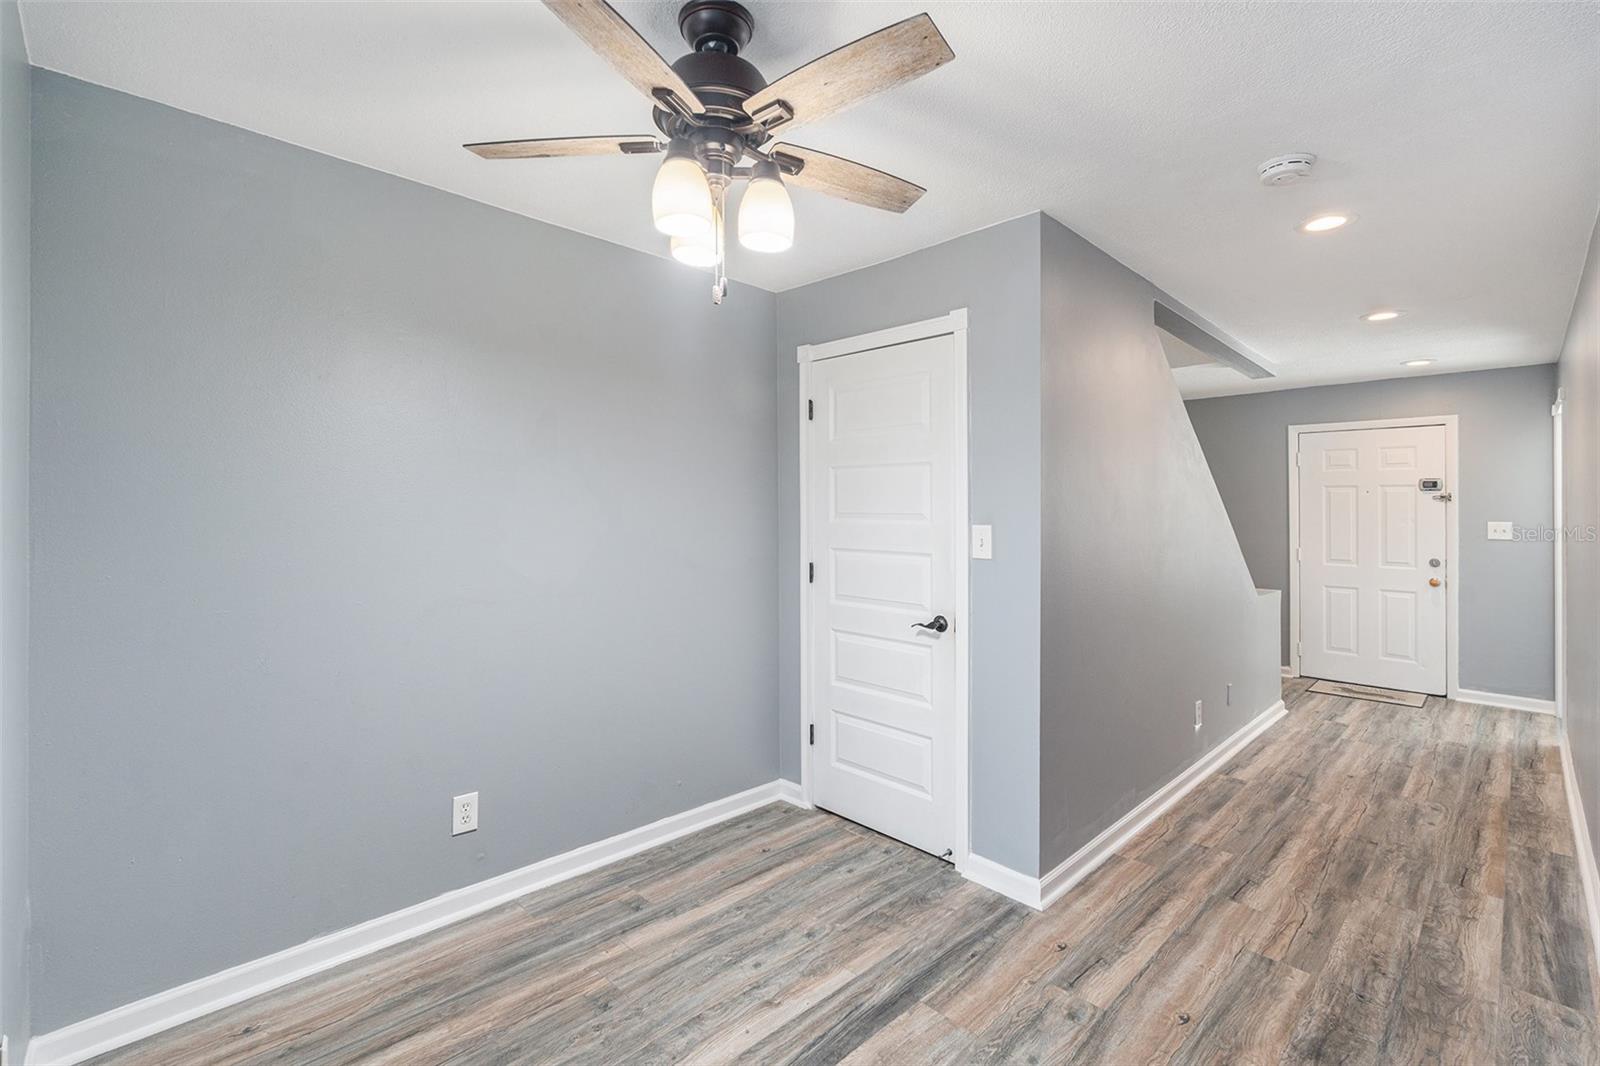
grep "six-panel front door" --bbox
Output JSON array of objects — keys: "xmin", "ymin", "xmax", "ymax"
[
  {"xmin": 806, "ymin": 332, "xmax": 959, "ymax": 859},
  {"xmin": 1297, "ymin": 424, "xmax": 1449, "ymax": 694}
]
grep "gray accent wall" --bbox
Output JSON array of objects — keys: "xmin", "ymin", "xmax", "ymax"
[
  {"xmin": 1559, "ymin": 213, "xmax": 1599, "ymax": 859},
  {"xmin": 29, "ymin": 72, "xmax": 778, "ymax": 1030},
  {"xmin": 0, "ymin": 0, "xmax": 28, "ymax": 1051},
  {"xmin": 1038, "ymin": 215, "xmax": 1279, "ymax": 871},
  {"xmin": 775, "ymin": 216, "xmax": 1044, "ymax": 877},
  {"xmin": 1186, "ymin": 365, "xmax": 1558, "ymax": 700}
]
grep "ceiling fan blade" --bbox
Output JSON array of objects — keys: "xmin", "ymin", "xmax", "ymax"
[
  {"xmin": 464, "ymin": 135, "xmax": 663, "ymax": 160},
  {"xmin": 743, "ymin": 13, "xmax": 953, "ymax": 133},
  {"xmin": 544, "ymin": 0, "xmax": 704, "ymax": 117},
  {"xmin": 770, "ymin": 144, "xmax": 926, "ymax": 213}
]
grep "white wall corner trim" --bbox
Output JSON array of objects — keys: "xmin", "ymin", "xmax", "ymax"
[
  {"xmin": 963, "ymin": 854, "xmax": 1042, "ymax": 910},
  {"xmin": 25, "ymin": 780, "xmax": 797, "ymax": 1066},
  {"xmin": 962, "ymin": 697, "xmax": 1288, "ymax": 913},
  {"xmin": 1454, "ymin": 688, "xmax": 1558, "ymax": 716},
  {"xmin": 1038, "ymin": 698, "xmax": 1287, "ymax": 910},
  {"xmin": 1559, "ymin": 732, "xmax": 1600, "ymax": 983}
]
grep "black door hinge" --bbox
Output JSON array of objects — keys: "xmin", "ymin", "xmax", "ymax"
[
  {"xmin": 809, "ymin": 723, "xmax": 815, "ymax": 745},
  {"xmin": 808, "ymin": 562, "xmax": 814, "ymax": 583},
  {"xmin": 807, "ymin": 399, "xmax": 814, "ymax": 421}
]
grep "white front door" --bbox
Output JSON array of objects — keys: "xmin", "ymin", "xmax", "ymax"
[
  {"xmin": 806, "ymin": 332, "xmax": 960, "ymax": 859},
  {"xmin": 1298, "ymin": 424, "xmax": 1449, "ymax": 694}
]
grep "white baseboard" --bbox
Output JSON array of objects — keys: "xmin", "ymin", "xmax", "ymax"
[
  {"xmin": 963, "ymin": 853, "xmax": 1041, "ymax": 910},
  {"xmin": 1455, "ymin": 688, "xmax": 1558, "ymax": 716},
  {"xmin": 1280, "ymin": 666, "xmax": 1295, "ymax": 678},
  {"xmin": 776, "ymin": 778, "xmax": 808, "ymax": 808},
  {"xmin": 1038, "ymin": 698, "xmax": 1287, "ymax": 909},
  {"xmin": 27, "ymin": 780, "xmax": 796, "ymax": 1066},
  {"xmin": 962, "ymin": 697, "xmax": 1288, "ymax": 913},
  {"xmin": 1559, "ymin": 730, "xmax": 1600, "ymax": 989}
]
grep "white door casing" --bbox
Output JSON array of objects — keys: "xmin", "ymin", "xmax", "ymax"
[
  {"xmin": 798, "ymin": 310, "xmax": 969, "ymax": 865},
  {"xmin": 1554, "ymin": 389, "xmax": 1565, "ymax": 720},
  {"xmin": 1295, "ymin": 423, "xmax": 1450, "ymax": 695}
]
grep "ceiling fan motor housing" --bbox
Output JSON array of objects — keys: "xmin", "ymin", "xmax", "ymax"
[
  {"xmin": 660, "ymin": 0, "xmax": 766, "ymax": 136},
  {"xmin": 669, "ymin": 52, "xmax": 765, "ymax": 109}
]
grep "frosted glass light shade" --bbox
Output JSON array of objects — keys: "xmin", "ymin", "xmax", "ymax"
[
  {"xmin": 737, "ymin": 162, "xmax": 793, "ymax": 253},
  {"xmin": 670, "ymin": 233, "xmax": 718, "ymax": 269},
  {"xmin": 652, "ymin": 144, "xmax": 713, "ymax": 239}
]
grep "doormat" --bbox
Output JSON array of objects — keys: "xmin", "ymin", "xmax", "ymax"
[{"xmin": 1307, "ymin": 679, "xmax": 1428, "ymax": 707}]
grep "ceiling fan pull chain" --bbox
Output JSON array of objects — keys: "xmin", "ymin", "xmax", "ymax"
[{"xmin": 711, "ymin": 176, "xmax": 728, "ymax": 305}]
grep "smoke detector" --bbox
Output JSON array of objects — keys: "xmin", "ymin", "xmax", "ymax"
[{"xmin": 1258, "ymin": 153, "xmax": 1317, "ymax": 186}]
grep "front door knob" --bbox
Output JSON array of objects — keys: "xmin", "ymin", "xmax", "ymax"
[
  {"xmin": 911, "ymin": 615, "xmax": 949, "ymax": 633},
  {"xmin": 1429, "ymin": 577, "xmax": 1442, "ymax": 588}
]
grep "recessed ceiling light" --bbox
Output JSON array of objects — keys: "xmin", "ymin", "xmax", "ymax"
[
  {"xmin": 1363, "ymin": 310, "xmax": 1403, "ymax": 322},
  {"xmin": 1403, "ymin": 359, "xmax": 1435, "ymax": 368},
  {"xmin": 1299, "ymin": 213, "xmax": 1352, "ymax": 233}
]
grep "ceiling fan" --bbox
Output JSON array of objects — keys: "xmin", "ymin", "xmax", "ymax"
[{"xmin": 465, "ymin": 0, "xmax": 955, "ymax": 303}]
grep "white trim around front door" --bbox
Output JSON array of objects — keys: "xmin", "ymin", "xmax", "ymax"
[
  {"xmin": 1287, "ymin": 415, "xmax": 1461, "ymax": 698},
  {"xmin": 1553, "ymin": 389, "xmax": 1566, "ymax": 721},
  {"xmin": 797, "ymin": 309, "xmax": 971, "ymax": 872}
]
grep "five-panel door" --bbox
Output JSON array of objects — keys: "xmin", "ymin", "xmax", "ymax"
[{"xmin": 806, "ymin": 333, "xmax": 959, "ymax": 859}]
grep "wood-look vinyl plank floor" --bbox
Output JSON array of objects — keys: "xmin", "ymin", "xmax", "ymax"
[{"xmin": 94, "ymin": 683, "xmax": 1599, "ymax": 1065}]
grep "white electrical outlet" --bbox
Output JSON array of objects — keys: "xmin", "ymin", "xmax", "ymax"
[
  {"xmin": 1194, "ymin": 700, "xmax": 1203, "ymax": 730},
  {"xmin": 452, "ymin": 792, "xmax": 478, "ymax": 836}
]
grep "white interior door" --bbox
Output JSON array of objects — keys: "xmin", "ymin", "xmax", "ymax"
[
  {"xmin": 806, "ymin": 332, "xmax": 960, "ymax": 859},
  {"xmin": 1298, "ymin": 424, "xmax": 1449, "ymax": 694}
]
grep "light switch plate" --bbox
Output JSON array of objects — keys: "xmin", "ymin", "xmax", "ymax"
[
  {"xmin": 971, "ymin": 524, "xmax": 993, "ymax": 560},
  {"xmin": 1487, "ymin": 521, "xmax": 1514, "ymax": 541}
]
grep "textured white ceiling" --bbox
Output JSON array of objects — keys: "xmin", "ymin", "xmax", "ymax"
[{"xmin": 19, "ymin": 1, "xmax": 1600, "ymax": 396}]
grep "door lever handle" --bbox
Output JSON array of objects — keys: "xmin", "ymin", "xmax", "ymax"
[{"xmin": 911, "ymin": 615, "xmax": 948, "ymax": 633}]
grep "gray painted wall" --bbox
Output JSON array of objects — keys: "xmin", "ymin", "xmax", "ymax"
[
  {"xmin": 1559, "ymin": 214, "xmax": 1599, "ymax": 859},
  {"xmin": 29, "ymin": 72, "xmax": 778, "ymax": 1030},
  {"xmin": 1038, "ymin": 215, "xmax": 1278, "ymax": 871},
  {"xmin": 0, "ymin": 0, "xmax": 28, "ymax": 1051},
  {"xmin": 1186, "ymin": 365, "xmax": 1557, "ymax": 699},
  {"xmin": 774, "ymin": 216, "xmax": 1043, "ymax": 876}
]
